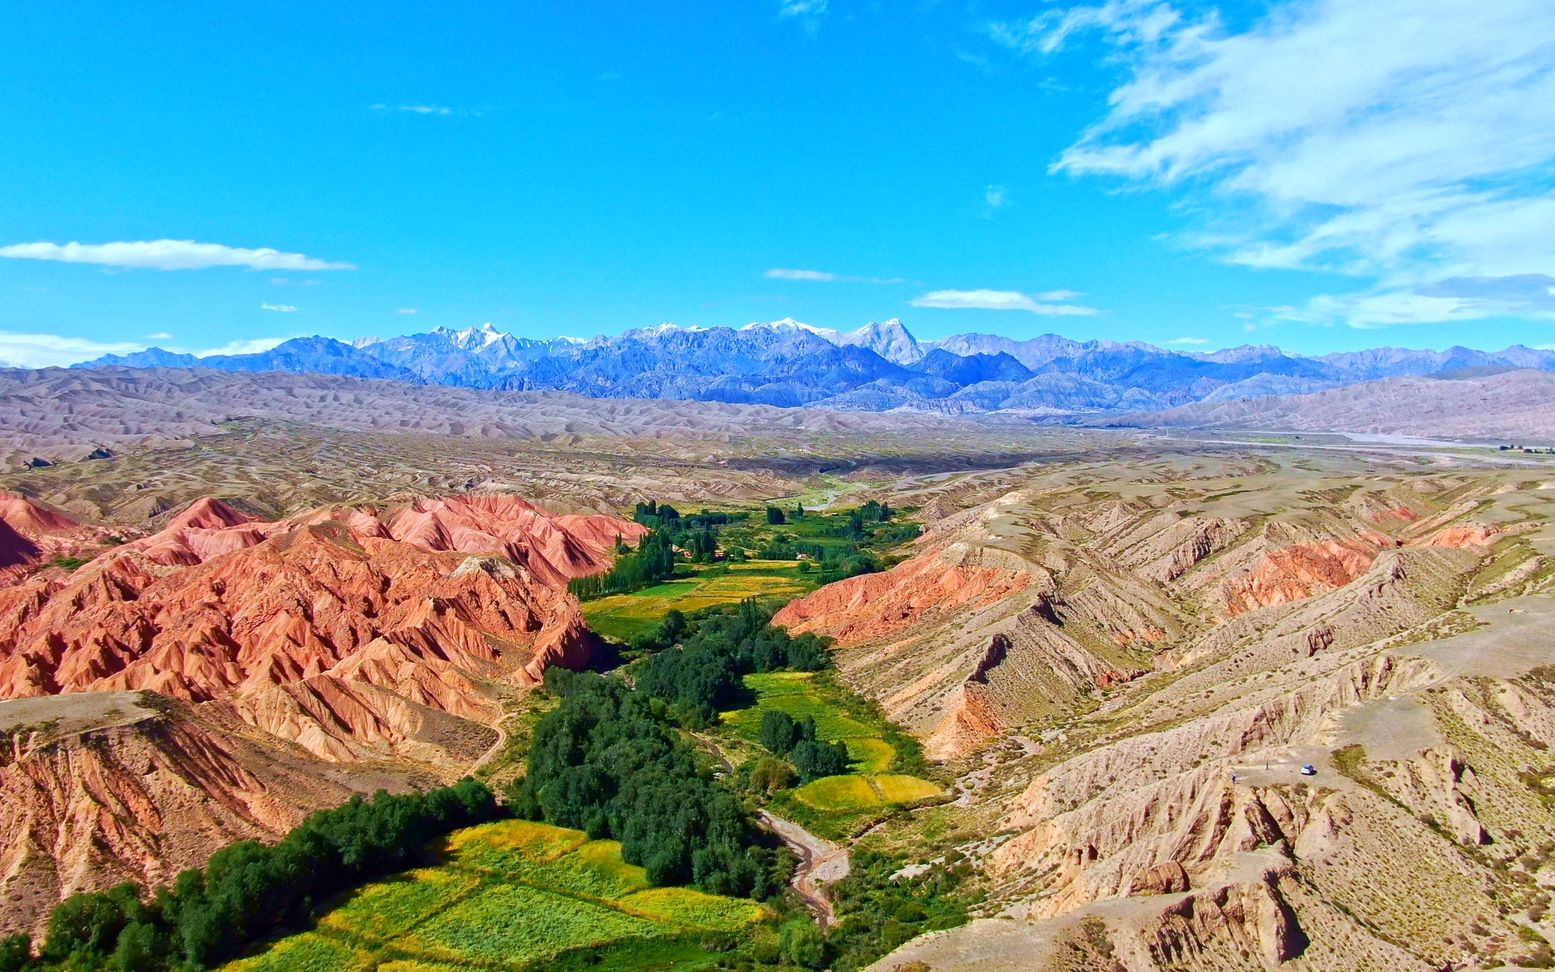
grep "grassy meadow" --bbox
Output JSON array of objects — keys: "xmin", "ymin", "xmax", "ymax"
[
  {"xmin": 225, "ymin": 820, "xmax": 771, "ymax": 972},
  {"xmin": 721, "ymin": 671, "xmax": 944, "ymax": 835},
  {"xmin": 582, "ymin": 560, "xmax": 813, "ymax": 643}
]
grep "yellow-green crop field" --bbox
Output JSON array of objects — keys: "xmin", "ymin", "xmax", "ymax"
[
  {"xmin": 225, "ymin": 820, "xmax": 770, "ymax": 972},
  {"xmin": 582, "ymin": 561, "xmax": 813, "ymax": 642},
  {"xmin": 722, "ymin": 672, "xmax": 943, "ymax": 814}
]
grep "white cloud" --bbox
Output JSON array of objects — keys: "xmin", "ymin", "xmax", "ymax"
[
  {"xmin": 765, "ymin": 267, "xmax": 906, "ymax": 284},
  {"xmin": 146, "ymin": 331, "xmax": 173, "ymax": 340},
  {"xmin": 0, "ymin": 331, "xmax": 148, "ymax": 369},
  {"xmin": 0, "ymin": 240, "xmax": 354, "ymax": 272},
  {"xmin": 260, "ymin": 302, "xmax": 298, "ymax": 313},
  {"xmin": 1166, "ymin": 336, "xmax": 1209, "ymax": 345},
  {"xmin": 371, "ymin": 103, "xmax": 455, "ymax": 116},
  {"xmin": 778, "ymin": 0, "xmax": 827, "ymax": 19},
  {"xmin": 993, "ymin": 0, "xmax": 1555, "ymax": 327},
  {"xmin": 984, "ymin": 185, "xmax": 1008, "ymax": 210},
  {"xmin": 0, "ymin": 330, "xmax": 297, "ymax": 369},
  {"xmin": 396, "ymin": 308, "xmax": 418, "ymax": 315},
  {"xmin": 909, "ymin": 288, "xmax": 1099, "ymax": 316},
  {"xmin": 767, "ymin": 268, "xmax": 839, "ymax": 282}
]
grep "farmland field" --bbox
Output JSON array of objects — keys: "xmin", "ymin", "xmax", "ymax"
[
  {"xmin": 582, "ymin": 561, "xmax": 813, "ymax": 642},
  {"xmin": 225, "ymin": 820, "xmax": 770, "ymax": 972},
  {"xmin": 720, "ymin": 672, "xmax": 943, "ymax": 827}
]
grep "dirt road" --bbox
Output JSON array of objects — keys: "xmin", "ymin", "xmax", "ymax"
[
  {"xmin": 759, "ymin": 810, "xmax": 852, "ymax": 928},
  {"xmin": 692, "ymin": 731, "xmax": 852, "ymax": 926}
]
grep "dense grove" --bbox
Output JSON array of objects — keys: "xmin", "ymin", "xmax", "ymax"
[
  {"xmin": 632, "ymin": 600, "xmax": 830, "ymax": 726},
  {"xmin": 757, "ymin": 709, "xmax": 850, "ymax": 781},
  {"xmin": 570, "ymin": 498, "xmax": 917, "ymax": 601},
  {"xmin": 507, "ymin": 668, "xmax": 788, "ymax": 899},
  {"xmin": 0, "ymin": 780, "xmax": 500, "ymax": 971},
  {"xmin": 566, "ymin": 528, "xmax": 676, "ymax": 599}
]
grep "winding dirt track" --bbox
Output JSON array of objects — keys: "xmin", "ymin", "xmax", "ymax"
[
  {"xmin": 693, "ymin": 731, "xmax": 851, "ymax": 925},
  {"xmin": 758, "ymin": 810, "xmax": 851, "ymax": 928}
]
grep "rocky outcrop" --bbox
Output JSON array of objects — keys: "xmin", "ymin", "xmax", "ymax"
[
  {"xmin": 0, "ymin": 491, "xmax": 642, "ymax": 928},
  {"xmin": 773, "ymin": 544, "xmax": 1034, "ymax": 646},
  {"xmin": 0, "ymin": 692, "xmax": 414, "ymax": 936},
  {"xmin": 0, "ymin": 492, "xmax": 118, "ymax": 580},
  {"xmin": 0, "ymin": 494, "xmax": 639, "ymax": 761},
  {"xmin": 1221, "ymin": 539, "xmax": 1381, "ymax": 616}
]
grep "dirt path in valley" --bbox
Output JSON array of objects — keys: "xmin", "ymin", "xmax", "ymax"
[
  {"xmin": 692, "ymin": 731, "xmax": 852, "ymax": 927},
  {"xmin": 469, "ymin": 721, "xmax": 508, "ymax": 775},
  {"xmin": 758, "ymin": 810, "xmax": 851, "ymax": 928}
]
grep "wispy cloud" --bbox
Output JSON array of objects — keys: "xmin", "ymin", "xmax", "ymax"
[
  {"xmin": 0, "ymin": 331, "xmax": 149, "ymax": 369},
  {"xmin": 0, "ymin": 331, "xmax": 296, "ymax": 368},
  {"xmin": 777, "ymin": 0, "xmax": 828, "ymax": 30},
  {"xmin": 984, "ymin": 185, "xmax": 1008, "ymax": 211},
  {"xmin": 395, "ymin": 307, "xmax": 419, "ymax": 315},
  {"xmin": 370, "ymin": 103, "xmax": 455, "ymax": 116},
  {"xmin": 909, "ymin": 288, "xmax": 1099, "ymax": 315},
  {"xmin": 0, "ymin": 240, "xmax": 354, "ymax": 272},
  {"xmin": 260, "ymin": 302, "xmax": 298, "ymax": 313},
  {"xmin": 1166, "ymin": 336, "xmax": 1210, "ymax": 345},
  {"xmin": 993, "ymin": 0, "xmax": 1555, "ymax": 327},
  {"xmin": 765, "ymin": 267, "xmax": 906, "ymax": 285},
  {"xmin": 954, "ymin": 49, "xmax": 992, "ymax": 72}
]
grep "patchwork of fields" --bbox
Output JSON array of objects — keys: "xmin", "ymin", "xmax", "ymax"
[
  {"xmin": 722, "ymin": 672, "xmax": 944, "ymax": 828},
  {"xmin": 225, "ymin": 820, "xmax": 770, "ymax": 971},
  {"xmin": 582, "ymin": 561, "xmax": 813, "ymax": 642}
]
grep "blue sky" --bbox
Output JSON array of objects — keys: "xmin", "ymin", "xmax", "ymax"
[{"xmin": 3, "ymin": 0, "xmax": 1553, "ymax": 367}]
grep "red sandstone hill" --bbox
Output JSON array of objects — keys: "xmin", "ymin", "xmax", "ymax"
[
  {"xmin": 0, "ymin": 492, "xmax": 109, "ymax": 579},
  {"xmin": 0, "ymin": 492, "xmax": 644, "ymax": 932},
  {"xmin": 0, "ymin": 494, "xmax": 645, "ymax": 758}
]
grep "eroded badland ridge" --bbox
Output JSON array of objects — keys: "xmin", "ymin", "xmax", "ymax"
[
  {"xmin": 0, "ymin": 489, "xmax": 643, "ymax": 934},
  {"xmin": 798, "ymin": 452, "xmax": 1555, "ymax": 970}
]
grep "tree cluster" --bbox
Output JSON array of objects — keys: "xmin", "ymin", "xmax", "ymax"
[
  {"xmin": 632, "ymin": 600, "xmax": 830, "ymax": 726},
  {"xmin": 508, "ymin": 669, "xmax": 785, "ymax": 899},
  {"xmin": 567, "ymin": 528, "xmax": 677, "ymax": 599},
  {"xmin": 1, "ymin": 780, "xmax": 499, "ymax": 971},
  {"xmin": 756, "ymin": 710, "xmax": 850, "ymax": 781}
]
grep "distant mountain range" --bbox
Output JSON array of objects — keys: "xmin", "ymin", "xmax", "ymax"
[{"xmin": 73, "ymin": 318, "xmax": 1555, "ymax": 414}]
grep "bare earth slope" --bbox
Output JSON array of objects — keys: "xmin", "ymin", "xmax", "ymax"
[
  {"xmin": 0, "ymin": 366, "xmax": 1008, "ymax": 469},
  {"xmin": 1110, "ymin": 368, "xmax": 1555, "ymax": 440},
  {"xmin": 0, "ymin": 492, "xmax": 643, "ymax": 934},
  {"xmin": 776, "ymin": 450, "xmax": 1555, "ymax": 970}
]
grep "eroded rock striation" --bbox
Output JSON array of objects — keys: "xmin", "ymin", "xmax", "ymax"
[
  {"xmin": 803, "ymin": 458, "xmax": 1555, "ymax": 971},
  {"xmin": 0, "ymin": 492, "xmax": 643, "ymax": 933}
]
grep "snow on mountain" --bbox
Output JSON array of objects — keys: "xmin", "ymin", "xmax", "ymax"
[
  {"xmin": 66, "ymin": 319, "xmax": 1555, "ymax": 416},
  {"xmin": 835, "ymin": 318, "xmax": 922, "ymax": 365}
]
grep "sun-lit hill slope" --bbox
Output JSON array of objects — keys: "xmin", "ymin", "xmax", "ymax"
[
  {"xmin": 1109, "ymin": 368, "xmax": 1555, "ymax": 441},
  {"xmin": 778, "ymin": 451, "xmax": 1555, "ymax": 969},
  {"xmin": 0, "ymin": 492, "xmax": 643, "ymax": 935}
]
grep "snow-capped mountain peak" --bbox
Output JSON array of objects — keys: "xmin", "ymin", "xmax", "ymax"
[{"xmin": 739, "ymin": 318, "xmax": 842, "ymax": 339}]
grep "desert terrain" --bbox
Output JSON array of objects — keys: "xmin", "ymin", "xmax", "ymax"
[{"xmin": 4, "ymin": 374, "xmax": 1555, "ymax": 970}]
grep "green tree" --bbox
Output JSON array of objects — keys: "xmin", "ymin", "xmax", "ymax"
[
  {"xmin": 0, "ymin": 934, "xmax": 35, "ymax": 972},
  {"xmin": 780, "ymin": 918, "xmax": 827, "ymax": 968},
  {"xmin": 758, "ymin": 709, "xmax": 801, "ymax": 754},
  {"xmin": 750, "ymin": 757, "xmax": 798, "ymax": 795},
  {"xmin": 765, "ymin": 505, "xmax": 786, "ymax": 525},
  {"xmin": 791, "ymin": 738, "xmax": 850, "ymax": 781}
]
